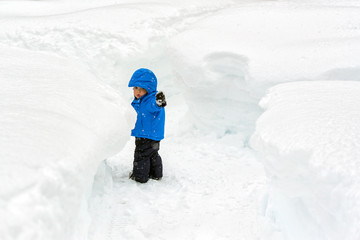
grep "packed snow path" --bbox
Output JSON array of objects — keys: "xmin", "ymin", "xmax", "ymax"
[{"xmin": 88, "ymin": 134, "xmax": 269, "ymax": 240}]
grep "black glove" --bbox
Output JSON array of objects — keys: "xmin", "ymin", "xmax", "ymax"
[{"xmin": 156, "ymin": 91, "xmax": 167, "ymax": 107}]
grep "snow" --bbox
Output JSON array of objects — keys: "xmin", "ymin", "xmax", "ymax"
[
  {"xmin": 168, "ymin": 1, "xmax": 360, "ymax": 84},
  {"xmin": 1, "ymin": 0, "xmax": 360, "ymax": 239},
  {"xmin": 167, "ymin": 0, "xmax": 360, "ymax": 139},
  {"xmin": 89, "ymin": 133, "xmax": 268, "ymax": 239},
  {"xmin": 0, "ymin": 45, "xmax": 129, "ymax": 239},
  {"xmin": 251, "ymin": 81, "xmax": 360, "ymax": 240}
]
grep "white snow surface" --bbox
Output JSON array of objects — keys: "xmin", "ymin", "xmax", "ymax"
[
  {"xmin": 0, "ymin": 44, "xmax": 129, "ymax": 239},
  {"xmin": 1, "ymin": 0, "xmax": 360, "ymax": 239},
  {"xmin": 168, "ymin": 0, "xmax": 360, "ymax": 137},
  {"xmin": 251, "ymin": 81, "xmax": 360, "ymax": 240}
]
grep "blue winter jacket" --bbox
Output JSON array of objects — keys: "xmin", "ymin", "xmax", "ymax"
[{"xmin": 128, "ymin": 68, "xmax": 165, "ymax": 141}]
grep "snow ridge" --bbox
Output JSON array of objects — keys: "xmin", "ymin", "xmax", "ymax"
[{"xmin": 251, "ymin": 81, "xmax": 360, "ymax": 240}]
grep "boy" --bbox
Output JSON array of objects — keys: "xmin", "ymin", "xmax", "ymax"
[{"xmin": 128, "ymin": 68, "xmax": 166, "ymax": 183}]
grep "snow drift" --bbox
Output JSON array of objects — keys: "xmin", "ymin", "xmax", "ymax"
[
  {"xmin": 167, "ymin": 1, "xmax": 360, "ymax": 140},
  {"xmin": 251, "ymin": 81, "xmax": 360, "ymax": 240},
  {"xmin": 0, "ymin": 45, "xmax": 129, "ymax": 240}
]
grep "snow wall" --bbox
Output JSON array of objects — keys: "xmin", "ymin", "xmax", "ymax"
[
  {"xmin": 168, "ymin": 49, "xmax": 261, "ymax": 140},
  {"xmin": 0, "ymin": 45, "xmax": 129, "ymax": 240},
  {"xmin": 250, "ymin": 81, "xmax": 360, "ymax": 240}
]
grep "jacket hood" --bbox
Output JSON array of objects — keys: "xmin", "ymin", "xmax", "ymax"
[{"xmin": 128, "ymin": 68, "xmax": 157, "ymax": 93}]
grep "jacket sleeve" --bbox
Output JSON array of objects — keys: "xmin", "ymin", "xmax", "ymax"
[{"xmin": 145, "ymin": 98, "xmax": 162, "ymax": 113}]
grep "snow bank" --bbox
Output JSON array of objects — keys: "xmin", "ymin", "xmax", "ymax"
[
  {"xmin": 0, "ymin": 45, "xmax": 129, "ymax": 240},
  {"xmin": 167, "ymin": 2, "xmax": 360, "ymax": 138},
  {"xmin": 251, "ymin": 81, "xmax": 360, "ymax": 240}
]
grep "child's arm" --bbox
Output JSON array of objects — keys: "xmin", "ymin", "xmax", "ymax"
[{"xmin": 146, "ymin": 92, "xmax": 167, "ymax": 112}]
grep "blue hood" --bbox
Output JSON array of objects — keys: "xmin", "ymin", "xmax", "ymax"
[{"xmin": 128, "ymin": 68, "xmax": 157, "ymax": 93}]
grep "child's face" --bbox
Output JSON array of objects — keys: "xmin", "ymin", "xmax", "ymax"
[{"xmin": 133, "ymin": 87, "xmax": 147, "ymax": 99}]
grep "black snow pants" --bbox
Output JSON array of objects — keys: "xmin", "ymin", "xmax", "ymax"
[{"xmin": 132, "ymin": 137, "xmax": 163, "ymax": 183}]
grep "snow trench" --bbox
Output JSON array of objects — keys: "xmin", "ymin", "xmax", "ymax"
[
  {"xmin": 1, "ymin": 2, "xmax": 264, "ymax": 239},
  {"xmin": 2, "ymin": 1, "xmax": 360, "ymax": 239}
]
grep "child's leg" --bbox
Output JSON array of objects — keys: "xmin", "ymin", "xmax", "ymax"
[
  {"xmin": 132, "ymin": 138, "xmax": 163, "ymax": 183},
  {"xmin": 149, "ymin": 141, "xmax": 163, "ymax": 180},
  {"xmin": 132, "ymin": 138, "xmax": 152, "ymax": 183}
]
